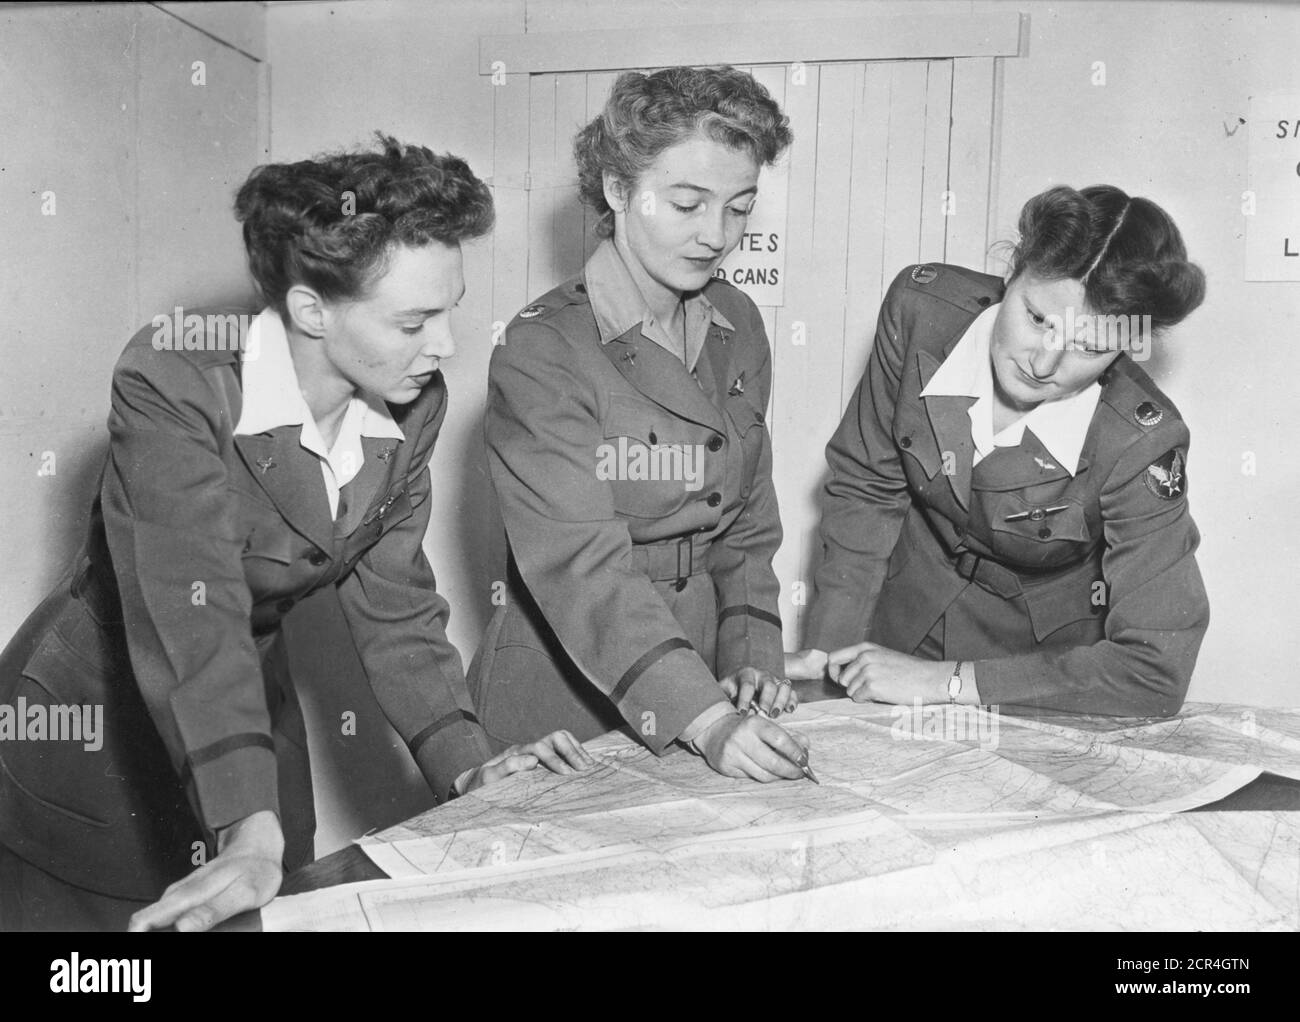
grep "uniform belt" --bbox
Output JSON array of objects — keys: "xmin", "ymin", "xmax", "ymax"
[
  {"xmin": 951, "ymin": 549, "xmax": 1089, "ymax": 600},
  {"xmin": 629, "ymin": 535, "xmax": 711, "ymax": 590}
]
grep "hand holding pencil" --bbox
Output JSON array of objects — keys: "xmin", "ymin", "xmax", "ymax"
[
  {"xmin": 691, "ymin": 695, "xmax": 819, "ymax": 784},
  {"xmin": 746, "ymin": 701, "xmax": 820, "ymax": 784}
]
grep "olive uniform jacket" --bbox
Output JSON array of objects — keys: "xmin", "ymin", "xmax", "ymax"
[
  {"xmin": 805, "ymin": 264, "xmax": 1210, "ymax": 717},
  {"xmin": 0, "ymin": 312, "xmax": 491, "ymax": 901},
  {"xmin": 468, "ymin": 262, "xmax": 784, "ymax": 753}
]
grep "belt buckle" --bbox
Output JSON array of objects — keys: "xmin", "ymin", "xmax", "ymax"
[{"xmin": 674, "ymin": 537, "xmax": 692, "ymax": 591}]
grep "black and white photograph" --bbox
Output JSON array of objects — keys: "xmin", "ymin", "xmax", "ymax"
[{"xmin": 0, "ymin": 0, "xmax": 1296, "ymax": 968}]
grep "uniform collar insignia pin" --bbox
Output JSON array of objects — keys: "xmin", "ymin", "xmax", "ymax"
[
  {"xmin": 256, "ymin": 455, "xmax": 275, "ymax": 474},
  {"xmin": 729, "ymin": 374, "xmax": 745, "ymax": 396},
  {"xmin": 1134, "ymin": 402, "xmax": 1164, "ymax": 427},
  {"xmin": 1034, "ymin": 456, "xmax": 1056, "ymax": 472},
  {"xmin": 377, "ymin": 446, "xmax": 395, "ymax": 462},
  {"xmin": 622, "ymin": 348, "xmax": 636, "ymax": 366}
]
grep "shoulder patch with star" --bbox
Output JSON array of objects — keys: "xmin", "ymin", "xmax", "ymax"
[{"xmin": 1143, "ymin": 448, "xmax": 1186, "ymax": 500}]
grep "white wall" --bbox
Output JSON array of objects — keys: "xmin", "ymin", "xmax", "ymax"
[{"xmin": 0, "ymin": 2, "xmax": 264, "ymax": 638}]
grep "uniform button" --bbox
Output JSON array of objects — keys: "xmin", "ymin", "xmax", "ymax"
[
  {"xmin": 978, "ymin": 296, "xmax": 992, "ymax": 307},
  {"xmin": 707, "ymin": 435, "xmax": 724, "ymax": 452},
  {"xmin": 1037, "ymin": 526, "xmax": 1052, "ymax": 539},
  {"xmin": 307, "ymin": 549, "xmax": 328, "ymax": 566},
  {"xmin": 574, "ymin": 282, "xmax": 587, "ymax": 294},
  {"xmin": 649, "ymin": 430, "xmax": 658, "ymax": 445},
  {"xmin": 276, "ymin": 598, "xmax": 294, "ymax": 613},
  {"xmin": 706, "ymin": 492, "xmax": 722, "ymax": 507},
  {"xmin": 1028, "ymin": 507, "xmax": 1046, "ymax": 522},
  {"xmin": 899, "ymin": 436, "xmax": 913, "ymax": 449}
]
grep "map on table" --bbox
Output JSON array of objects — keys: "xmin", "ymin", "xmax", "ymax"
[{"xmin": 262, "ymin": 700, "xmax": 1300, "ymax": 931}]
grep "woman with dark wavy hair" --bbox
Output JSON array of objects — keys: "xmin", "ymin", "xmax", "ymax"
[
  {"xmin": 789, "ymin": 185, "xmax": 1210, "ymax": 719},
  {"xmin": 0, "ymin": 134, "xmax": 590, "ymax": 932},
  {"xmin": 469, "ymin": 67, "xmax": 814, "ymax": 782}
]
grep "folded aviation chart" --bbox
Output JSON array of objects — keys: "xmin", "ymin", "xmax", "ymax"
[{"xmin": 263, "ymin": 700, "xmax": 1300, "ymax": 931}]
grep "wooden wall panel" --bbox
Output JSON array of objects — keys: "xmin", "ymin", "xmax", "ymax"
[
  {"xmin": 918, "ymin": 59, "xmax": 955, "ymax": 267},
  {"xmin": 946, "ymin": 56, "xmax": 997, "ymax": 271},
  {"xmin": 769, "ymin": 62, "xmax": 822, "ymax": 644},
  {"xmin": 841, "ymin": 61, "xmax": 894, "ymax": 407},
  {"xmin": 490, "ymin": 74, "xmax": 532, "ymax": 326}
]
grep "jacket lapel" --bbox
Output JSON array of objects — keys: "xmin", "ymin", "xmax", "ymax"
[
  {"xmin": 336, "ymin": 434, "xmax": 402, "ymax": 534},
  {"xmin": 604, "ymin": 325, "xmax": 726, "ymax": 434},
  {"xmin": 917, "ymin": 350, "xmax": 976, "ymax": 512},
  {"xmin": 972, "ymin": 427, "xmax": 1078, "ymax": 492},
  {"xmin": 234, "ymin": 429, "xmax": 335, "ymax": 553}
]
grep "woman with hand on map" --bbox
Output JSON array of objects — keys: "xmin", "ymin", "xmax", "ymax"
[
  {"xmin": 469, "ymin": 67, "xmax": 812, "ymax": 783},
  {"xmin": 787, "ymin": 185, "xmax": 1209, "ymax": 718},
  {"xmin": 0, "ymin": 136, "xmax": 592, "ymax": 933}
]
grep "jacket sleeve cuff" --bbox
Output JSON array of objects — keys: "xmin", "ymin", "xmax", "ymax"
[
  {"xmin": 678, "ymin": 702, "xmax": 738, "ymax": 747},
  {"xmin": 410, "ymin": 714, "xmax": 492, "ymax": 804},
  {"xmin": 608, "ymin": 641, "xmax": 729, "ymax": 753},
  {"xmin": 185, "ymin": 735, "xmax": 280, "ymax": 834}
]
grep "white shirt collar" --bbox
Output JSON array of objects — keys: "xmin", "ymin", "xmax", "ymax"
[
  {"xmin": 920, "ymin": 303, "xmax": 1101, "ymax": 475},
  {"xmin": 585, "ymin": 239, "xmax": 735, "ymax": 372},
  {"xmin": 234, "ymin": 308, "xmax": 405, "ymax": 504}
]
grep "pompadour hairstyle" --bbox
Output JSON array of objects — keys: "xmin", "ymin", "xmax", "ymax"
[{"xmin": 234, "ymin": 133, "xmax": 494, "ymax": 311}]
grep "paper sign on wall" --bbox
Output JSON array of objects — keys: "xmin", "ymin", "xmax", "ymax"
[
  {"xmin": 714, "ymin": 157, "xmax": 790, "ymax": 306},
  {"xmin": 1246, "ymin": 93, "xmax": 1300, "ymax": 282}
]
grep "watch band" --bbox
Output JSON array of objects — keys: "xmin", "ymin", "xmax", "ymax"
[{"xmin": 947, "ymin": 661, "xmax": 964, "ymax": 704}]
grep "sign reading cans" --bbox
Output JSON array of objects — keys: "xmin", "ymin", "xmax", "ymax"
[
  {"xmin": 713, "ymin": 156, "xmax": 790, "ymax": 307},
  {"xmin": 1246, "ymin": 92, "xmax": 1300, "ymax": 281}
]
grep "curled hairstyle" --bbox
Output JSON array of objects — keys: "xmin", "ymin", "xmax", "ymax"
[
  {"xmin": 1007, "ymin": 184, "xmax": 1205, "ymax": 331},
  {"xmin": 234, "ymin": 133, "xmax": 494, "ymax": 311},
  {"xmin": 574, "ymin": 66, "xmax": 793, "ymax": 238}
]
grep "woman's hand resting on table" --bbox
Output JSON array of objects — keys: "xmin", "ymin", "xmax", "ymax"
[
  {"xmin": 457, "ymin": 729, "xmax": 596, "ymax": 795},
  {"xmin": 128, "ymin": 809, "xmax": 284, "ymax": 933},
  {"xmin": 787, "ymin": 645, "xmax": 978, "ymax": 705}
]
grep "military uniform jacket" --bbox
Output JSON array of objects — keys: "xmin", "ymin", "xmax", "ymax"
[
  {"xmin": 468, "ymin": 262, "xmax": 784, "ymax": 753},
  {"xmin": 0, "ymin": 312, "xmax": 490, "ymax": 900},
  {"xmin": 805, "ymin": 265, "xmax": 1210, "ymax": 717}
]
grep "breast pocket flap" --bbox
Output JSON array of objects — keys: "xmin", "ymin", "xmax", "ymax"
[{"xmin": 990, "ymin": 495, "xmax": 1091, "ymax": 544}]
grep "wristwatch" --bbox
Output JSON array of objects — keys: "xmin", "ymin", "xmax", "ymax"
[{"xmin": 947, "ymin": 661, "xmax": 964, "ymax": 704}]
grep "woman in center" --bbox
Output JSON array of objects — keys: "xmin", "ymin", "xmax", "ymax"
[{"xmin": 469, "ymin": 66, "xmax": 809, "ymax": 782}]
